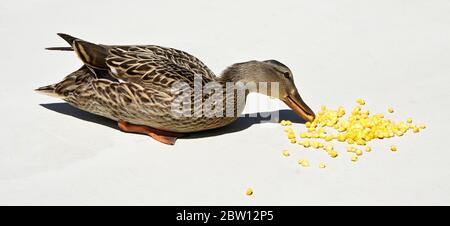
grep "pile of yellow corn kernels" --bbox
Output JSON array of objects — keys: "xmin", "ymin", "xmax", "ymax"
[{"xmin": 280, "ymin": 99, "xmax": 426, "ymax": 168}]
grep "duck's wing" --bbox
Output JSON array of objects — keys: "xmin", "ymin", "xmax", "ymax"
[
  {"xmin": 53, "ymin": 34, "xmax": 216, "ymax": 88},
  {"xmin": 105, "ymin": 45, "xmax": 216, "ymax": 87}
]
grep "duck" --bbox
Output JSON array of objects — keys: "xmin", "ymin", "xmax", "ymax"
[{"xmin": 36, "ymin": 33, "xmax": 315, "ymax": 145}]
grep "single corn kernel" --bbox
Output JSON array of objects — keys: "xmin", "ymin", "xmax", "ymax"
[
  {"xmin": 407, "ymin": 118, "xmax": 413, "ymax": 123},
  {"xmin": 419, "ymin": 124, "xmax": 426, "ymax": 129},
  {"xmin": 298, "ymin": 159, "xmax": 310, "ymax": 167},
  {"xmin": 290, "ymin": 139, "xmax": 297, "ymax": 144},
  {"xmin": 351, "ymin": 156, "xmax": 358, "ymax": 162},
  {"xmin": 324, "ymin": 144, "xmax": 334, "ymax": 152},
  {"xmin": 347, "ymin": 138, "xmax": 355, "ymax": 144},
  {"xmin": 355, "ymin": 149, "xmax": 363, "ymax": 156},
  {"xmin": 300, "ymin": 133, "xmax": 307, "ymax": 138},
  {"xmin": 356, "ymin": 98, "xmax": 366, "ymax": 105},
  {"xmin": 356, "ymin": 139, "xmax": 366, "ymax": 146},
  {"xmin": 319, "ymin": 163, "xmax": 327, "ymax": 169},
  {"xmin": 302, "ymin": 140, "xmax": 311, "ymax": 148},
  {"xmin": 328, "ymin": 150, "xmax": 339, "ymax": 158},
  {"xmin": 390, "ymin": 145, "xmax": 398, "ymax": 152},
  {"xmin": 287, "ymin": 132, "xmax": 296, "ymax": 139},
  {"xmin": 352, "ymin": 106, "xmax": 361, "ymax": 114},
  {"xmin": 413, "ymin": 127, "xmax": 420, "ymax": 133},
  {"xmin": 365, "ymin": 147, "xmax": 372, "ymax": 152},
  {"xmin": 311, "ymin": 141, "xmax": 319, "ymax": 149},
  {"xmin": 246, "ymin": 188, "xmax": 253, "ymax": 196},
  {"xmin": 282, "ymin": 150, "xmax": 290, "ymax": 157},
  {"xmin": 388, "ymin": 107, "xmax": 395, "ymax": 113}
]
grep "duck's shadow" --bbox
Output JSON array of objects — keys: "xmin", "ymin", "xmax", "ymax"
[{"xmin": 40, "ymin": 103, "xmax": 306, "ymax": 139}]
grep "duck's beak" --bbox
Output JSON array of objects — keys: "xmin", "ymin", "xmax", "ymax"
[{"xmin": 283, "ymin": 91, "xmax": 315, "ymax": 122}]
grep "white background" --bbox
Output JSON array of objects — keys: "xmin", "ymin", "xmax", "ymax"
[{"xmin": 0, "ymin": 0, "xmax": 449, "ymax": 205}]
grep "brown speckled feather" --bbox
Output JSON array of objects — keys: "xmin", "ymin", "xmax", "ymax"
[{"xmin": 37, "ymin": 34, "xmax": 242, "ymax": 133}]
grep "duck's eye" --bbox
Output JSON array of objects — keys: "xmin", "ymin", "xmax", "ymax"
[{"xmin": 283, "ymin": 72, "xmax": 290, "ymax": 79}]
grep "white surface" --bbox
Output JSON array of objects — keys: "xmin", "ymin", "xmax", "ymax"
[{"xmin": 0, "ymin": 0, "xmax": 449, "ymax": 205}]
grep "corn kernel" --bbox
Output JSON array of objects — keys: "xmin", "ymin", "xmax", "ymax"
[
  {"xmin": 290, "ymin": 139, "xmax": 297, "ymax": 144},
  {"xmin": 356, "ymin": 139, "xmax": 366, "ymax": 146},
  {"xmin": 246, "ymin": 188, "xmax": 253, "ymax": 196},
  {"xmin": 280, "ymin": 120, "xmax": 292, "ymax": 126},
  {"xmin": 324, "ymin": 144, "xmax": 334, "ymax": 152},
  {"xmin": 356, "ymin": 98, "xmax": 366, "ymax": 105},
  {"xmin": 282, "ymin": 150, "xmax": 290, "ymax": 157},
  {"xmin": 351, "ymin": 156, "xmax": 358, "ymax": 162},
  {"xmin": 311, "ymin": 141, "xmax": 319, "ymax": 149},
  {"xmin": 419, "ymin": 124, "xmax": 426, "ymax": 129},
  {"xmin": 390, "ymin": 145, "xmax": 397, "ymax": 152},
  {"xmin": 288, "ymin": 133, "xmax": 296, "ymax": 139},
  {"xmin": 352, "ymin": 106, "xmax": 361, "ymax": 114},
  {"xmin": 328, "ymin": 150, "xmax": 338, "ymax": 158},
  {"xmin": 298, "ymin": 159, "xmax": 310, "ymax": 167},
  {"xmin": 356, "ymin": 149, "xmax": 363, "ymax": 156},
  {"xmin": 347, "ymin": 138, "xmax": 355, "ymax": 144},
  {"xmin": 365, "ymin": 147, "xmax": 372, "ymax": 152},
  {"xmin": 301, "ymin": 140, "xmax": 311, "ymax": 148},
  {"xmin": 319, "ymin": 163, "xmax": 327, "ymax": 169},
  {"xmin": 413, "ymin": 127, "xmax": 420, "ymax": 133},
  {"xmin": 407, "ymin": 118, "xmax": 413, "ymax": 123},
  {"xmin": 388, "ymin": 107, "xmax": 394, "ymax": 113}
]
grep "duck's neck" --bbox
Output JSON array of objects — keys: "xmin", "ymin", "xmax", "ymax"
[
  {"xmin": 215, "ymin": 61, "xmax": 264, "ymax": 118},
  {"xmin": 218, "ymin": 61, "xmax": 259, "ymax": 85}
]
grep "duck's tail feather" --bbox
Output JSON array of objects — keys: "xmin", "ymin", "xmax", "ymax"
[
  {"xmin": 35, "ymin": 66, "xmax": 95, "ymax": 98},
  {"xmin": 45, "ymin": 33, "xmax": 81, "ymax": 51},
  {"xmin": 45, "ymin": 47, "xmax": 73, "ymax": 51},
  {"xmin": 57, "ymin": 33, "xmax": 80, "ymax": 46},
  {"xmin": 35, "ymin": 84, "xmax": 61, "ymax": 97},
  {"xmin": 47, "ymin": 33, "xmax": 109, "ymax": 69}
]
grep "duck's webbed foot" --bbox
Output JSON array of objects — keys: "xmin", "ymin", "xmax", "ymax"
[{"xmin": 118, "ymin": 120, "xmax": 185, "ymax": 145}]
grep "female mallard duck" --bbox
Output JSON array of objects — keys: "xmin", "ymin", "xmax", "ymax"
[{"xmin": 36, "ymin": 34, "xmax": 315, "ymax": 145}]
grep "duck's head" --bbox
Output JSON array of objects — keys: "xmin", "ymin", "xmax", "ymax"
[{"xmin": 222, "ymin": 60, "xmax": 316, "ymax": 122}]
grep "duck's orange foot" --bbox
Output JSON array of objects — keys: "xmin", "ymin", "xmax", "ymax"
[{"xmin": 118, "ymin": 120, "xmax": 185, "ymax": 145}]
